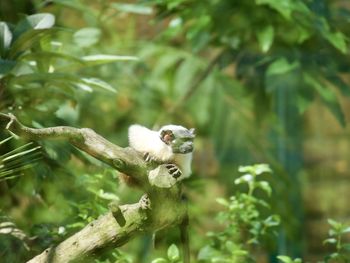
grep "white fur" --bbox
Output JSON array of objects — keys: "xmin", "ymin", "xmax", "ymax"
[{"xmin": 128, "ymin": 124, "xmax": 193, "ymax": 179}]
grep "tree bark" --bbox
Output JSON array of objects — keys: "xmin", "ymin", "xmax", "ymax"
[{"xmin": 0, "ymin": 113, "xmax": 187, "ymax": 263}]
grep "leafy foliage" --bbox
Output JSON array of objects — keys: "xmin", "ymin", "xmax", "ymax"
[
  {"xmin": 197, "ymin": 164, "xmax": 280, "ymax": 263},
  {"xmin": 0, "ymin": 0, "xmax": 350, "ymax": 262}
]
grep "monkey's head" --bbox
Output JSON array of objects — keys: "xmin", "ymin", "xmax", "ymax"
[{"xmin": 159, "ymin": 125, "xmax": 195, "ymax": 154}]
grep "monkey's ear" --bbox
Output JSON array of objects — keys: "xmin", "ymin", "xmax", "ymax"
[{"xmin": 160, "ymin": 130, "xmax": 174, "ymax": 144}]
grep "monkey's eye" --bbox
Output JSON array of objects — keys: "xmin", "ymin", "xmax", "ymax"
[{"xmin": 161, "ymin": 130, "xmax": 174, "ymax": 144}]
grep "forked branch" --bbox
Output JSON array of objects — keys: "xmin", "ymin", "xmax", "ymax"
[{"xmin": 0, "ymin": 113, "xmax": 187, "ymax": 263}]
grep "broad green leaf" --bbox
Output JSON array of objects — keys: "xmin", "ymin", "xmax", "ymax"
[
  {"xmin": 0, "ymin": 22, "xmax": 12, "ymax": 55},
  {"xmin": 266, "ymin": 58, "xmax": 299, "ymax": 76},
  {"xmin": 13, "ymin": 13, "xmax": 55, "ymax": 40},
  {"xmin": 26, "ymin": 13, "xmax": 55, "ymax": 30},
  {"xmin": 0, "ymin": 59, "xmax": 16, "ymax": 76},
  {"xmin": 318, "ymin": 18, "xmax": 347, "ymax": 54},
  {"xmin": 303, "ymin": 73, "xmax": 345, "ymax": 127},
  {"xmin": 257, "ymin": 25, "xmax": 274, "ymax": 53},
  {"xmin": 73, "ymin": 27, "xmax": 101, "ymax": 48},
  {"xmin": 324, "ymin": 31, "xmax": 347, "ymax": 54},
  {"xmin": 167, "ymin": 244, "xmax": 179, "ymax": 261},
  {"xmin": 111, "ymin": 3, "xmax": 153, "ymax": 15}
]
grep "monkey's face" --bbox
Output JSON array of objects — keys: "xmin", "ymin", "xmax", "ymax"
[{"xmin": 160, "ymin": 127, "xmax": 195, "ymax": 154}]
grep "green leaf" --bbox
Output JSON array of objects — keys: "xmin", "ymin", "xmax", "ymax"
[
  {"xmin": 256, "ymin": 0, "xmax": 293, "ymax": 20},
  {"xmin": 323, "ymin": 238, "xmax": 337, "ymax": 245},
  {"xmin": 97, "ymin": 189, "xmax": 120, "ymax": 201},
  {"xmin": 303, "ymin": 73, "xmax": 345, "ymax": 127},
  {"xmin": 167, "ymin": 244, "xmax": 179, "ymax": 262},
  {"xmin": 257, "ymin": 25, "xmax": 274, "ymax": 53},
  {"xmin": 342, "ymin": 226, "xmax": 350, "ymax": 234},
  {"xmin": 266, "ymin": 58, "xmax": 299, "ymax": 76},
  {"xmin": 73, "ymin": 27, "xmax": 101, "ymax": 48},
  {"xmin": 254, "ymin": 164, "xmax": 272, "ymax": 175},
  {"xmin": 238, "ymin": 165, "xmax": 253, "ymax": 173},
  {"xmin": 21, "ymin": 51, "xmax": 83, "ymax": 64},
  {"xmin": 277, "ymin": 255, "xmax": 294, "ymax": 263},
  {"xmin": 9, "ymin": 28, "xmax": 61, "ymax": 59},
  {"xmin": 197, "ymin": 245, "xmax": 221, "ymax": 261},
  {"xmin": 257, "ymin": 181, "xmax": 272, "ymax": 196},
  {"xmin": 0, "ymin": 59, "xmax": 16, "ymax": 76},
  {"xmin": 235, "ymin": 174, "xmax": 254, "ymax": 185},
  {"xmin": 26, "ymin": 13, "xmax": 55, "ymax": 30},
  {"xmin": 0, "ymin": 22, "xmax": 12, "ymax": 55},
  {"xmin": 13, "ymin": 13, "xmax": 55, "ymax": 40},
  {"xmin": 82, "ymin": 54, "xmax": 138, "ymax": 65},
  {"xmin": 111, "ymin": 3, "xmax": 153, "ymax": 15},
  {"xmin": 324, "ymin": 31, "xmax": 347, "ymax": 54},
  {"xmin": 327, "ymin": 219, "xmax": 342, "ymax": 230},
  {"xmin": 216, "ymin": 198, "xmax": 229, "ymax": 207},
  {"xmin": 151, "ymin": 259, "xmax": 168, "ymax": 263},
  {"xmin": 9, "ymin": 72, "xmax": 116, "ymax": 93},
  {"xmin": 81, "ymin": 78, "xmax": 116, "ymax": 93},
  {"xmin": 264, "ymin": 215, "xmax": 280, "ymax": 227},
  {"xmin": 318, "ymin": 18, "xmax": 347, "ymax": 54}
]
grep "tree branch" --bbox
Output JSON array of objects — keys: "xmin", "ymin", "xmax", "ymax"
[
  {"xmin": 0, "ymin": 113, "xmax": 188, "ymax": 263},
  {"xmin": 0, "ymin": 113, "xmax": 147, "ymax": 185}
]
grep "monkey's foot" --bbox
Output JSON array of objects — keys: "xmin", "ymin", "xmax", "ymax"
[
  {"xmin": 140, "ymin": 194, "xmax": 151, "ymax": 210},
  {"xmin": 165, "ymin": 164, "xmax": 182, "ymax": 179}
]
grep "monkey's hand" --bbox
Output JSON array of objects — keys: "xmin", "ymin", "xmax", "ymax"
[
  {"xmin": 143, "ymin": 152, "xmax": 158, "ymax": 163},
  {"xmin": 165, "ymin": 164, "xmax": 182, "ymax": 179}
]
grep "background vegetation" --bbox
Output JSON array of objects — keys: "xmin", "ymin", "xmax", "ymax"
[{"xmin": 1, "ymin": 0, "xmax": 350, "ymax": 262}]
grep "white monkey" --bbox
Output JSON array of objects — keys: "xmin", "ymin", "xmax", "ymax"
[{"xmin": 128, "ymin": 124, "xmax": 195, "ymax": 181}]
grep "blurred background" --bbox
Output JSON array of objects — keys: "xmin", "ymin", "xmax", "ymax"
[{"xmin": 0, "ymin": 0, "xmax": 350, "ymax": 262}]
